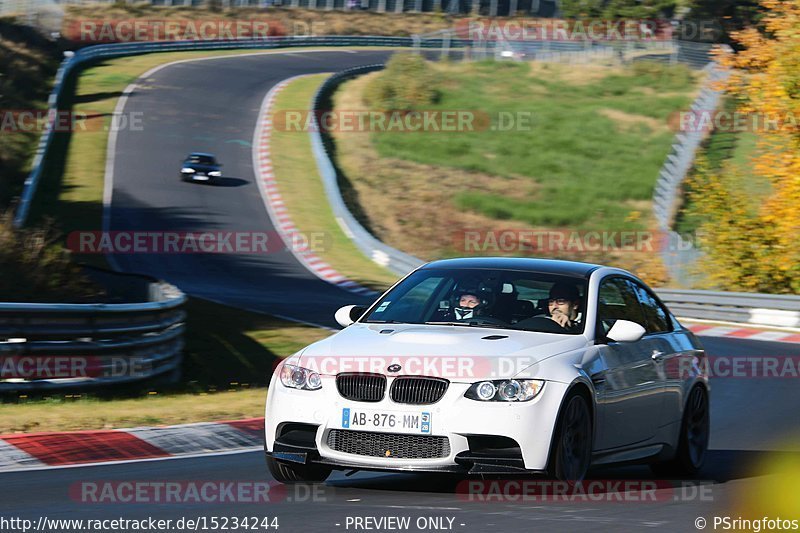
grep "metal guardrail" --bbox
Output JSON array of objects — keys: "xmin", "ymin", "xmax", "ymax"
[
  {"xmin": 653, "ymin": 57, "xmax": 728, "ymax": 286},
  {"xmin": 310, "ymin": 64, "xmax": 426, "ymax": 277},
  {"xmin": 655, "ymin": 289, "xmax": 800, "ymax": 329},
  {"xmin": 0, "ymin": 276, "xmax": 186, "ymax": 391}
]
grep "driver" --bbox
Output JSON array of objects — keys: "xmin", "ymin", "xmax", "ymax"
[{"xmin": 548, "ymin": 282, "xmax": 582, "ymax": 332}]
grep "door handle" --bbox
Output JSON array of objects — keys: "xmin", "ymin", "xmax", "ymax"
[{"xmin": 651, "ymin": 350, "xmax": 666, "ymax": 361}]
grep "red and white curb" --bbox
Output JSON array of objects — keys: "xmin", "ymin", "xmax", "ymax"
[
  {"xmin": 251, "ymin": 76, "xmax": 378, "ymax": 298},
  {"xmin": 685, "ymin": 323, "xmax": 800, "ymax": 344},
  {"xmin": 0, "ymin": 418, "xmax": 263, "ymax": 472}
]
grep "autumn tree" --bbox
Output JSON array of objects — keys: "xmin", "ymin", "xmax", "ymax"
[{"xmin": 688, "ymin": 0, "xmax": 800, "ymax": 293}]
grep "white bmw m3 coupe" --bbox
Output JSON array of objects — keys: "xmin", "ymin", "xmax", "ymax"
[{"xmin": 264, "ymin": 258, "xmax": 709, "ymax": 483}]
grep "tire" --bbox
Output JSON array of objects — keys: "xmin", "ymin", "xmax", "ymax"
[
  {"xmin": 547, "ymin": 392, "xmax": 593, "ymax": 482},
  {"xmin": 266, "ymin": 455, "xmax": 332, "ymax": 484},
  {"xmin": 651, "ymin": 385, "xmax": 709, "ymax": 477}
]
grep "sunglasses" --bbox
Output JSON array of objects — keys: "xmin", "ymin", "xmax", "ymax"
[{"xmin": 548, "ymin": 298, "xmax": 571, "ymax": 305}]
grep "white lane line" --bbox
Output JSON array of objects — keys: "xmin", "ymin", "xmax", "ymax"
[
  {"xmin": 747, "ymin": 331, "xmax": 795, "ymax": 342},
  {"xmin": 103, "ymin": 48, "xmax": 380, "ymax": 327},
  {"xmin": 103, "ymin": 48, "xmax": 377, "ymax": 251},
  {"xmin": 0, "ymin": 440, "xmax": 45, "ymax": 471}
]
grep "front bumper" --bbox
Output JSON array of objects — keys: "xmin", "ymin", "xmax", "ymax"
[
  {"xmin": 182, "ymin": 173, "xmax": 213, "ymax": 181},
  {"xmin": 264, "ymin": 374, "xmax": 568, "ymax": 473}
]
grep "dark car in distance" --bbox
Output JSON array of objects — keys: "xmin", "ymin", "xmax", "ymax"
[{"xmin": 180, "ymin": 153, "xmax": 222, "ymax": 183}]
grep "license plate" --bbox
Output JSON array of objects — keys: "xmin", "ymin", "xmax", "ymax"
[{"xmin": 341, "ymin": 408, "xmax": 431, "ymax": 434}]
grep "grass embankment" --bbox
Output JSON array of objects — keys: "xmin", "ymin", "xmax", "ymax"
[
  {"xmin": 0, "ymin": 19, "xmax": 109, "ymax": 301},
  {"xmin": 675, "ymin": 96, "xmax": 767, "ymax": 235},
  {"xmin": 0, "ymin": 19, "xmax": 60, "ymax": 207},
  {"xmin": 4, "ymin": 48, "xmax": 342, "ymax": 431},
  {"xmin": 330, "ymin": 59, "xmax": 701, "ymax": 283},
  {"xmin": 269, "ymin": 74, "xmax": 398, "ymax": 290}
]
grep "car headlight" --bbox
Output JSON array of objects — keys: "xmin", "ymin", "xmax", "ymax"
[
  {"xmin": 465, "ymin": 379, "xmax": 544, "ymax": 402},
  {"xmin": 181, "ymin": 168, "xmax": 195, "ymax": 173},
  {"xmin": 280, "ymin": 363, "xmax": 322, "ymax": 391},
  {"xmin": 208, "ymin": 171, "xmax": 221, "ymax": 177}
]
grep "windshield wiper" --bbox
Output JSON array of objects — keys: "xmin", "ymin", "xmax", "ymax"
[{"xmin": 424, "ymin": 321, "xmax": 516, "ymax": 329}]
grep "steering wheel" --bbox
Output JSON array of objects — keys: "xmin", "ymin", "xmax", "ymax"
[
  {"xmin": 515, "ymin": 315, "xmax": 570, "ymax": 333},
  {"xmin": 460, "ymin": 316, "xmax": 509, "ymax": 326}
]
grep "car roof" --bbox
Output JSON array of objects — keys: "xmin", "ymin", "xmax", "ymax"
[
  {"xmin": 187, "ymin": 152, "xmax": 215, "ymax": 158},
  {"xmin": 420, "ymin": 257, "xmax": 603, "ymax": 278}
]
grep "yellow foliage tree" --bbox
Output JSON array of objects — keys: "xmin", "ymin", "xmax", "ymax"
[{"xmin": 694, "ymin": 0, "xmax": 800, "ymax": 293}]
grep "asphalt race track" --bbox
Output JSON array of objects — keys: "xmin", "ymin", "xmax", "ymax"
[
  {"xmin": 2, "ymin": 336, "xmax": 800, "ymax": 532},
  {"xmin": 107, "ymin": 50, "xmax": 399, "ymax": 326},
  {"xmin": 2, "ymin": 50, "xmax": 799, "ymax": 532}
]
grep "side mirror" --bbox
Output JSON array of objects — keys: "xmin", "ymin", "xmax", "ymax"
[
  {"xmin": 606, "ymin": 320, "xmax": 646, "ymax": 343},
  {"xmin": 335, "ymin": 305, "xmax": 367, "ymax": 328}
]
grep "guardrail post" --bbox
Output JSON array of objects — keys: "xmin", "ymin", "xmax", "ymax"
[
  {"xmin": 395, "ymin": 0, "xmax": 404, "ymax": 13},
  {"xmin": 411, "ymin": 34, "xmax": 421, "ymax": 53},
  {"xmin": 671, "ymin": 38, "xmax": 679, "ymax": 65}
]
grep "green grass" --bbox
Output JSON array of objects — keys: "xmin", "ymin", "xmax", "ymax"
[
  {"xmin": 1, "ymin": 388, "xmax": 269, "ymax": 434},
  {"xmin": 366, "ymin": 60, "xmax": 699, "ymax": 230},
  {"xmin": 675, "ymin": 96, "xmax": 768, "ymax": 235},
  {"xmin": 181, "ymin": 297, "xmax": 331, "ymax": 389},
  {"xmin": 269, "ymin": 74, "xmax": 398, "ymax": 290}
]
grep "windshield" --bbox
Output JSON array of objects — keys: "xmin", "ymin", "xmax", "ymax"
[
  {"xmin": 363, "ymin": 268, "xmax": 588, "ymax": 334},
  {"xmin": 187, "ymin": 155, "xmax": 216, "ymax": 165}
]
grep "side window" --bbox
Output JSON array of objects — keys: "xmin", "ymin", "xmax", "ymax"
[
  {"xmin": 597, "ymin": 278, "xmax": 646, "ymax": 338},
  {"xmin": 629, "ymin": 281, "xmax": 671, "ymax": 333}
]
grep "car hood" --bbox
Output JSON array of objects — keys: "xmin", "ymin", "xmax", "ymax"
[{"xmin": 293, "ymin": 323, "xmax": 589, "ymax": 381}]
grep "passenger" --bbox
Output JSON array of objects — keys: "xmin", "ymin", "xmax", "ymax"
[{"xmin": 453, "ymin": 292, "xmax": 481, "ymax": 320}]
